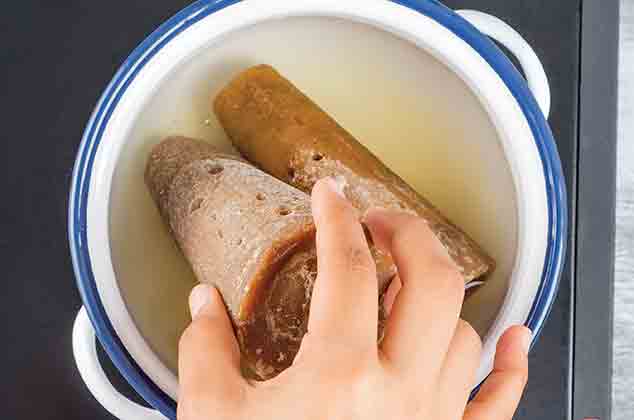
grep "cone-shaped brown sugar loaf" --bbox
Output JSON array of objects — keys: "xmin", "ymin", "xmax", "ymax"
[
  {"xmin": 214, "ymin": 64, "xmax": 495, "ymax": 282},
  {"xmin": 145, "ymin": 136, "xmax": 239, "ymax": 219},
  {"xmin": 146, "ymin": 137, "xmax": 394, "ymax": 380}
]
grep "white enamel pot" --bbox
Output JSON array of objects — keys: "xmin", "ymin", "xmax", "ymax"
[{"xmin": 69, "ymin": 1, "xmax": 567, "ymax": 418}]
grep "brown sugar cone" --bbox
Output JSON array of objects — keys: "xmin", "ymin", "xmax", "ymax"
[
  {"xmin": 145, "ymin": 136, "xmax": 240, "ymax": 220},
  {"xmin": 145, "ymin": 137, "xmax": 395, "ymax": 380},
  {"xmin": 214, "ymin": 64, "xmax": 495, "ymax": 282}
]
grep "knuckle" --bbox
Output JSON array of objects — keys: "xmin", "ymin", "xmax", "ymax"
[
  {"xmin": 304, "ymin": 340, "xmax": 379, "ymax": 382},
  {"xmin": 347, "ymin": 358, "xmax": 382, "ymax": 393},
  {"xmin": 434, "ymin": 264, "xmax": 465, "ymax": 299},
  {"xmin": 392, "ymin": 218, "xmax": 430, "ymax": 246},
  {"xmin": 344, "ymin": 245, "xmax": 375, "ymax": 275},
  {"xmin": 413, "ymin": 262, "xmax": 464, "ymax": 304},
  {"xmin": 390, "ymin": 225, "xmax": 415, "ymax": 255}
]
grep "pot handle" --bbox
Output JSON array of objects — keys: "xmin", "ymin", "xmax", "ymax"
[
  {"xmin": 72, "ymin": 307, "xmax": 165, "ymax": 420},
  {"xmin": 456, "ymin": 10, "xmax": 551, "ymax": 118}
]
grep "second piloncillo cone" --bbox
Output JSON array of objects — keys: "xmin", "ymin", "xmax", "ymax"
[{"xmin": 214, "ymin": 64, "xmax": 495, "ymax": 282}]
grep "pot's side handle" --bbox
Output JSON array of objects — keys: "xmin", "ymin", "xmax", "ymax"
[
  {"xmin": 456, "ymin": 10, "xmax": 551, "ymax": 118},
  {"xmin": 73, "ymin": 307, "xmax": 165, "ymax": 420}
]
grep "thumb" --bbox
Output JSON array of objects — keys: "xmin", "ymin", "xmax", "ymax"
[{"xmin": 178, "ymin": 284, "xmax": 245, "ymax": 400}]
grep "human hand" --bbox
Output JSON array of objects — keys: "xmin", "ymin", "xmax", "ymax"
[{"xmin": 178, "ymin": 177, "xmax": 531, "ymax": 420}]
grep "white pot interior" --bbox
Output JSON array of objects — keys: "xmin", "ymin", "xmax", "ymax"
[{"xmin": 86, "ymin": 0, "xmax": 548, "ymax": 402}]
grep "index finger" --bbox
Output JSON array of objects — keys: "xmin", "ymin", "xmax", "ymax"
[
  {"xmin": 307, "ymin": 177, "xmax": 379, "ymax": 348},
  {"xmin": 363, "ymin": 209, "xmax": 465, "ymax": 378}
]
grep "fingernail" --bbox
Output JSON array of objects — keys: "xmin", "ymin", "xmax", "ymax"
[
  {"xmin": 324, "ymin": 176, "xmax": 347, "ymax": 198},
  {"xmin": 521, "ymin": 327, "xmax": 533, "ymax": 355},
  {"xmin": 189, "ymin": 284, "xmax": 212, "ymax": 319}
]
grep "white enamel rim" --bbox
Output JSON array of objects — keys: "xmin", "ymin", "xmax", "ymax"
[{"xmin": 83, "ymin": 0, "xmax": 549, "ymax": 403}]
